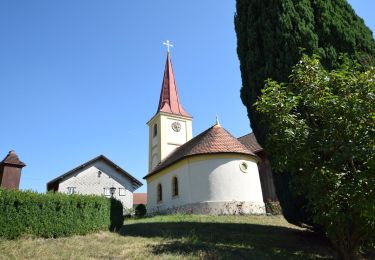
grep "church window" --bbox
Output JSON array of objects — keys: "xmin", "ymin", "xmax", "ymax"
[
  {"xmin": 153, "ymin": 124, "xmax": 158, "ymax": 137},
  {"xmin": 157, "ymin": 183, "xmax": 162, "ymax": 202},
  {"xmin": 172, "ymin": 177, "xmax": 178, "ymax": 197}
]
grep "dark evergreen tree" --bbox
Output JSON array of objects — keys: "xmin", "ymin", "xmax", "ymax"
[{"xmin": 235, "ymin": 0, "xmax": 375, "ymax": 227}]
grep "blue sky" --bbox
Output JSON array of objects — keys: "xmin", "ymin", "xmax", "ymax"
[{"xmin": 1, "ymin": 1, "xmax": 374, "ymax": 192}]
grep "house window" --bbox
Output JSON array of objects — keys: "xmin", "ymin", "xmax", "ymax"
[
  {"xmin": 103, "ymin": 188, "xmax": 110, "ymax": 196},
  {"xmin": 153, "ymin": 124, "xmax": 157, "ymax": 137},
  {"xmin": 172, "ymin": 177, "xmax": 178, "ymax": 197},
  {"xmin": 157, "ymin": 183, "xmax": 162, "ymax": 202},
  {"xmin": 119, "ymin": 188, "xmax": 126, "ymax": 196},
  {"xmin": 67, "ymin": 187, "xmax": 76, "ymax": 195}
]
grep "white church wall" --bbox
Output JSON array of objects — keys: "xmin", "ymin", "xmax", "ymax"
[
  {"xmin": 189, "ymin": 157, "xmax": 264, "ymax": 203},
  {"xmin": 58, "ymin": 160, "xmax": 134, "ymax": 210},
  {"xmin": 147, "ymin": 154, "xmax": 265, "ymax": 215},
  {"xmin": 166, "ymin": 118, "xmax": 187, "ymax": 145},
  {"xmin": 165, "ymin": 144, "xmax": 180, "ymax": 159},
  {"xmin": 147, "ymin": 112, "xmax": 193, "ymax": 172},
  {"xmin": 159, "ymin": 114, "xmax": 193, "ymax": 162}
]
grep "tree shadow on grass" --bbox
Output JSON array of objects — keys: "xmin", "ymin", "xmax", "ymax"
[{"xmin": 119, "ymin": 221, "xmax": 334, "ymax": 259}]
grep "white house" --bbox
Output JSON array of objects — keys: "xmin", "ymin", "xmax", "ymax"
[
  {"xmin": 47, "ymin": 155, "xmax": 142, "ymax": 210},
  {"xmin": 143, "ymin": 51, "xmax": 265, "ymax": 215}
]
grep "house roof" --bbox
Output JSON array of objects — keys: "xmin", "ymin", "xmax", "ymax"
[
  {"xmin": 156, "ymin": 52, "xmax": 191, "ymax": 118},
  {"xmin": 144, "ymin": 123, "xmax": 258, "ymax": 179},
  {"xmin": 237, "ymin": 133, "xmax": 263, "ymax": 153},
  {"xmin": 0, "ymin": 150, "xmax": 26, "ymax": 167},
  {"xmin": 133, "ymin": 193, "xmax": 147, "ymax": 205},
  {"xmin": 47, "ymin": 155, "xmax": 142, "ymax": 191}
]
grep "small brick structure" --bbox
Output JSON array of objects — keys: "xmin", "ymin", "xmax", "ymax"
[{"xmin": 0, "ymin": 150, "xmax": 26, "ymax": 189}]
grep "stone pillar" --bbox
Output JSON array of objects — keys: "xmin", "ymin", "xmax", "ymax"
[{"xmin": 0, "ymin": 150, "xmax": 26, "ymax": 190}]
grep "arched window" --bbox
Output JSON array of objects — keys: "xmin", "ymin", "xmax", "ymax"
[
  {"xmin": 157, "ymin": 183, "xmax": 162, "ymax": 202},
  {"xmin": 172, "ymin": 177, "xmax": 178, "ymax": 197},
  {"xmin": 153, "ymin": 124, "xmax": 157, "ymax": 137}
]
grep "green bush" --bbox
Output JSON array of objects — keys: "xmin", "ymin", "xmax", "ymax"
[
  {"xmin": 134, "ymin": 204, "xmax": 147, "ymax": 218},
  {"xmin": 0, "ymin": 188, "xmax": 123, "ymax": 239}
]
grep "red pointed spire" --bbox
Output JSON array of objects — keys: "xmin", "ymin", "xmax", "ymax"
[{"xmin": 157, "ymin": 53, "xmax": 191, "ymax": 118}]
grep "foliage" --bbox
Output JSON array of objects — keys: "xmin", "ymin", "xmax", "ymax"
[
  {"xmin": 235, "ymin": 0, "xmax": 375, "ymax": 145},
  {"xmin": 255, "ymin": 55, "xmax": 375, "ymax": 259},
  {"xmin": 235, "ymin": 0, "xmax": 375, "ymax": 228},
  {"xmin": 124, "ymin": 207, "xmax": 135, "ymax": 219},
  {"xmin": 135, "ymin": 204, "xmax": 147, "ymax": 218},
  {"xmin": 0, "ymin": 188, "xmax": 123, "ymax": 239}
]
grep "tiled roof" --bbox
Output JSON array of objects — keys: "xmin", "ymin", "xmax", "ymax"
[
  {"xmin": 237, "ymin": 133, "xmax": 263, "ymax": 153},
  {"xmin": 0, "ymin": 150, "xmax": 26, "ymax": 167},
  {"xmin": 156, "ymin": 53, "xmax": 191, "ymax": 118},
  {"xmin": 144, "ymin": 124, "xmax": 258, "ymax": 179},
  {"xmin": 133, "ymin": 193, "xmax": 147, "ymax": 205}
]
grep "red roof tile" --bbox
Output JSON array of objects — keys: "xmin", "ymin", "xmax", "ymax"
[
  {"xmin": 133, "ymin": 193, "xmax": 147, "ymax": 205},
  {"xmin": 144, "ymin": 124, "xmax": 258, "ymax": 179},
  {"xmin": 0, "ymin": 150, "xmax": 26, "ymax": 167},
  {"xmin": 237, "ymin": 133, "xmax": 263, "ymax": 153},
  {"xmin": 156, "ymin": 53, "xmax": 191, "ymax": 118}
]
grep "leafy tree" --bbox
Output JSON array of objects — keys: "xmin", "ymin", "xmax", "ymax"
[
  {"xmin": 255, "ymin": 55, "xmax": 375, "ymax": 259},
  {"xmin": 235, "ymin": 0, "xmax": 375, "ymax": 226}
]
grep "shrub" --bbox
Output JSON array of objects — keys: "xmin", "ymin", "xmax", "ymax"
[
  {"xmin": 255, "ymin": 55, "xmax": 375, "ymax": 259},
  {"xmin": 134, "ymin": 204, "xmax": 147, "ymax": 218},
  {"xmin": 0, "ymin": 188, "xmax": 123, "ymax": 239}
]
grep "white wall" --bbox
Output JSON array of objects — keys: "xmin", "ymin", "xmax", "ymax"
[
  {"xmin": 148, "ymin": 113, "xmax": 193, "ymax": 171},
  {"xmin": 147, "ymin": 155, "xmax": 265, "ymax": 214},
  {"xmin": 58, "ymin": 160, "xmax": 135, "ymax": 210},
  {"xmin": 162, "ymin": 116, "xmax": 192, "ymax": 160}
]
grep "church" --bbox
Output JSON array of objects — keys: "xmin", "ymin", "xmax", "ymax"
[{"xmin": 143, "ymin": 48, "xmax": 266, "ymax": 215}]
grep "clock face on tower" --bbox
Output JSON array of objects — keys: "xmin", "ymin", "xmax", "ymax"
[{"xmin": 171, "ymin": 121, "xmax": 181, "ymax": 132}]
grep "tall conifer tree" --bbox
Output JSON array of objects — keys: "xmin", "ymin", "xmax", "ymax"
[{"xmin": 235, "ymin": 0, "xmax": 375, "ymax": 226}]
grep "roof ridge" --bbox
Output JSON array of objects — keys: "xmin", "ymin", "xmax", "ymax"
[
  {"xmin": 238, "ymin": 132, "xmax": 254, "ymax": 139},
  {"xmin": 47, "ymin": 155, "xmax": 142, "ymax": 190},
  {"xmin": 152, "ymin": 124, "xmax": 217, "ymax": 169}
]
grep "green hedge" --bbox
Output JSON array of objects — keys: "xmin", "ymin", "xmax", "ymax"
[{"xmin": 0, "ymin": 189, "xmax": 123, "ymax": 239}]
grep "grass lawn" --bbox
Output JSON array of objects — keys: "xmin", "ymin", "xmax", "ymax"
[{"xmin": 0, "ymin": 215, "xmax": 334, "ymax": 259}]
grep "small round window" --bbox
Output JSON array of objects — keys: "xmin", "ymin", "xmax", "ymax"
[{"xmin": 239, "ymin": 161, "xmax": 249, "ymax": 173}]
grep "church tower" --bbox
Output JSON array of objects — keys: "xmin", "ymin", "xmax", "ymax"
[{"xmin": 147, "ymin": 47, "xmax": 192, "ymax": 172}]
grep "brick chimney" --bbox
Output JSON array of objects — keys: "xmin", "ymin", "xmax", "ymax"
[{"xmin": 0, "ymin": 150, "xmax": 26, "ymax": 189}]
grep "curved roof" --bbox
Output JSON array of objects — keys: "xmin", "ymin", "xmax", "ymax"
[{"xmin": 144, "ymin": 124, "xmax": 258, "ymax": 179}]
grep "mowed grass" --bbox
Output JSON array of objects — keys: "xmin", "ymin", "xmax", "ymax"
[{"xmin": 0, "ymin": 215, "xmax": 334, "ymax": 259}]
